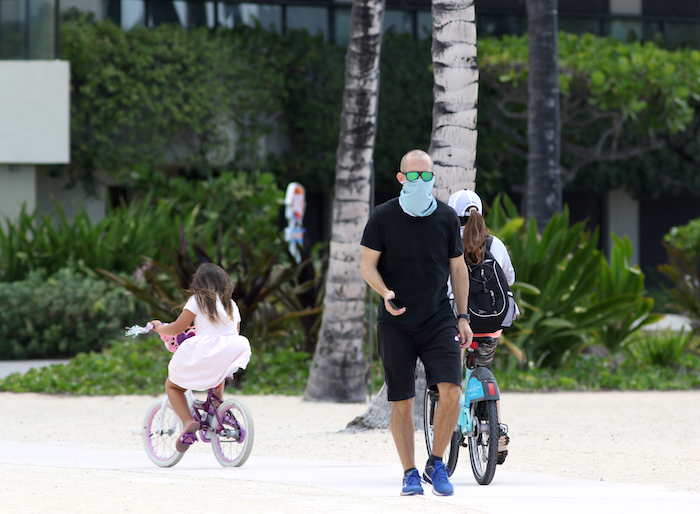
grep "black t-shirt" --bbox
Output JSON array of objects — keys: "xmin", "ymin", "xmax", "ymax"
[{"xmin": 361, "ymin": 198, "xmax": 463, "ymax": 330}]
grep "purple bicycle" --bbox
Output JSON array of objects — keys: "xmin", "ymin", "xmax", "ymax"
[{"xmin": 128, "ymin": 323, "xmax": 254, "ymax": 468}]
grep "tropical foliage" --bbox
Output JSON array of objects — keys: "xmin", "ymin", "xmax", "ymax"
[
  {"xmin": 485, "ymin": 196, "xmax": 656, "ymax": 368},
  {"xmin": 477, "ymin": 32, "xmax": 700, "ymax": 198},
  {"xmin": 658, "ymin": 245, "xmax": 700, "ymax": 333},
  {"xmin": 0, "ymin": 196, "xmax": 181, "ymax": 282},
  {"xmin": 664, "ymin": 217, "xmax": 700, "ymax": 267},
  {"xmin": 592, "ymin": 235, "xmax": 663, "ymax": 353}
]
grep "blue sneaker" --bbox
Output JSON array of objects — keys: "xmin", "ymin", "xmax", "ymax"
[
  {"xmin": 401, "ymin": 468, "xmax": 424, "ymax": 496},
  {"xmin": 423, "ymin": 460, "xmax": 454, "ymax": 496}
]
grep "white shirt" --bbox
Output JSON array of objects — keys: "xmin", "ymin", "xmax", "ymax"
[
  {"xmin": 447, "ymin": 234, "xmax": 516, "ymax": 300},
  {"xmin": 485, "ymin": 235, "xmax": 515, "ymax": 286}
]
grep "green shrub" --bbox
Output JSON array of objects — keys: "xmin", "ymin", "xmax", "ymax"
[
  {"xmin": 0, "ymin": 266, "xmax": 146, "ymax": 359},
  {"xmin": 658, "ymin": 245, "xmax": 700, "ymax": 332},
  {"xmin": 0, "ymin": 334, "xmax": 312, "ymax": 395},
  {"xmin": 486, "ymin": 197, "xmax": 634, "ymax": 368},
  {"xmin": 626, "ymin": 329, "xmax": 693, "ymax": 367},
  {"xmin": 496, "ymin": 351, "xmax": 700, "ymax": 391},
  {"xmin": 61, "ymin": 12, "xmax": 280, "ymax": 187},
  {"xmin": 664, "ymin": 218, "xmax": 700, "ymax": 267}
]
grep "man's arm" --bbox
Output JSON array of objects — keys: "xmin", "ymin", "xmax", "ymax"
[
  {"xmin": 361, "ymin": 246, "xmax": 405, "ymax": 316},
  {"xmin": 449, "ymin": 255, "xmax": 473, "ymax": 347}
]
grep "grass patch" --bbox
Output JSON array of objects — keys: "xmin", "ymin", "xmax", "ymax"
[
  {"xmin": 1, "ymin": 331, "xmax": 698, "ymax": 396},
  {"xmin": 497, "ymin": 352, "xmax": 700, "ymax": 392}
]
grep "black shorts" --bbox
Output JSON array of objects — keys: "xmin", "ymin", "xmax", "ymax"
[{"xmin": 377, "ymin": 317, "xmax": 461, "ymax": 402}]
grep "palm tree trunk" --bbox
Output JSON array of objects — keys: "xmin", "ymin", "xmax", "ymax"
[
  {"xmin": 303, "ymin": 0, "xmax": 385, "ymax": 403},
  {"xmin": 347, "ymin": 2, "xmax": 479, "ymax": 427},
  {"xmin": 525, "ymin": 0, "xmax": 562, "ymax": 231},
  {"xmin": 429, "ymin": 0, "xmax": 479, "ymax": 202}
]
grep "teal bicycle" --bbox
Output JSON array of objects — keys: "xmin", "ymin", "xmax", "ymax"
[{"xmin": 423, "ymin": 337, "xmax": 501, "ymax": 485}]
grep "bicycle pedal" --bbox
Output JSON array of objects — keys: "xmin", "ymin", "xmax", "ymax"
[{"xmin": 497, "ymin": 450, "xmax": 508, "ymax": 465}]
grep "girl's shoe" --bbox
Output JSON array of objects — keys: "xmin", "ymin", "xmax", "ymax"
[
  {"xmin": 497, "ymin": 423, "xmax": 509, "ymax": 464},
  {"xmin": 176, "ymin": 421, "xmax": 200, "ymax": 453}
]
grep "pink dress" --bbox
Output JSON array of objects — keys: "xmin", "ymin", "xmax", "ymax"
[{"xmin": 168, "ymin": 295, "xmax": 251, "ymax": 391}]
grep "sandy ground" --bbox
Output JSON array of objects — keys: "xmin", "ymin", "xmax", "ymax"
[
  {"xmin": 0, "ymin": 390, "xmax": 699, "ymax": 513},
  {"xmin": 1, "ymin": 390, "xmax": 699, "ymax": 490}
]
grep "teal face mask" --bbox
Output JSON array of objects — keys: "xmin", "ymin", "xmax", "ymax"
[{"xmin": 399, "ymin": 177, "xmax": 437, "ymax": 217}]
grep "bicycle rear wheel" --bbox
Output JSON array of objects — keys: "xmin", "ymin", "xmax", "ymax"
[
  {"xmin": 142, "ymin": 399, "xmax": 185, "ymax": 467},
  {"xmin": 468, "ymin": 399, "xmax": 498, "ymax": 485},
  {"xmin": 422, "ymin": 387, "xmax": 460, "ymax": 475},
  {"xmin": 211, "ymin": 399, "xmax": 254, "ymax": 467}
]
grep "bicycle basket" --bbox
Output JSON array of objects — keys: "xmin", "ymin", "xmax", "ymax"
[{"xmin": 161, "ymin": 327, "xmax": 196, "ymax": 353}]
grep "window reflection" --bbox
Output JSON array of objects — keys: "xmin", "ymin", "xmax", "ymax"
[
  {"xmin": 287, "ymin": 6, "xmax": 328, "ymax": 39},
  {"xmin": 0, "ymin": 0, "xmax": 56, "ymax": 59},
  {"xmin": 384, "ymin": 9, "xmax": 413, "ymax": 35},
  {"xmin": 417, "ymin": 10, "xmax": 431, "ymax": 39},
  {"xmin": 0, "ymin": 0, "xmax": 25, "ymax": 59},
  {"xmin": 28, "ymin": 0, "xmax": 53, "ymax": 58},
  {"xmin": 239, "ymin": 3, "xmax": 282, "ymax": 31},
  {"xmin": 96, "ymin": 2, "xmax": 700, "ymax": 51},
  {"xmin": 121, "ymin": 0, "xmax": 145, "ymax": 29},
  {"xmin": 333, "ymin": 6, "xmax": 351, "ymax": 46}
]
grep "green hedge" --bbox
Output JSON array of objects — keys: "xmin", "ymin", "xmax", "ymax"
[
  {"xmin": 0, "ymin": 336, "xmax": 312, "ymax": 395},
  {"xmin": 60, "ymin": 18, "xmax": 700, "ymax": 200},
  {"xmin": 0, "ymin": 266, "xmax": 147, "ymax": 359}
]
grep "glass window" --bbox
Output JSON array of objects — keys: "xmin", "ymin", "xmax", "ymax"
[
  {"xmin": 384, "ymin": 9, "xmax": 413, "ymax": 35},
  {"xmin": 609, "ymin": 19, "xmax": 643, "ymax": 43},
  {"xmin": 172, "ymin": 0, "xmax": 187, "ymax": 26},
  {"xmin": 121, "ymin": 0, "xmax": 145, "ymax": 29},
  {"xmin": 660, "ymin": 21, "xmax": 700, "ymax": 49},
  {"xmin": 287, "ymin": 6, "xmax": 328, "ymax": 39},
  {"xmin": 0, "ymin": 0, "xmax": 56, "ymax": 59},
  {"xmin": 0, "ymin": 0, "xmax": 26, "ymax": 59},
  {"xmin": 28, "ymin": 0, "xmax": 54, "ymax": 59},
  {"xmin": 333, "ymin": 6, "xmax": 351, "ymax": 46},
  {"xmin": 205, "ymin": 1, "xmax": 215, "ymax": 28},
  {"xmin": 239, "ymin": 3, "xmax": 282, "ymax": 32},
  {"xmin": 217, "ymin": 2, "xmax": 239, "ymax": 28},
  {"xmin": 559, "ymin": 17, "xmax": 603, "ymax": 37},
  {"xmin": 417, "ymin": 10, "xmax": 431, "ymax": 39},
  {"xmin": 476, "ymin": 14, "xmax": 526, "ymax": 37}
]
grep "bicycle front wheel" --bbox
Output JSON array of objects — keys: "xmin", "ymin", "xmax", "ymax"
[
  {"xmin": 142, "ymin": 399, "xmax": 185, "ymax": 468},
  {"xmin": 211, "ymin": 399, "xmax": 254, "ymax": 467},
  {"xmin": 422, "ymin": 387, "xmax": 460, "ymax": 475},
  {"xmin": 468, "ymin": 399, "xmax": 498, "ymax": 485}
]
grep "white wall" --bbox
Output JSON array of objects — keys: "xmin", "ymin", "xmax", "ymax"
[
  {"xmin": 606, "ymin": 188, "xmax": 640, "ymax": 267},
  {"xmin": 0, "ymin": 165, "xmax": 36, "ymax": 229},
  {"xmin": 0, "ymin": 60, "xmax": 70, "ymax": 164},
  {"xmin": 36, "ymin": 168, "xmax": 107, "ymax": 225}
]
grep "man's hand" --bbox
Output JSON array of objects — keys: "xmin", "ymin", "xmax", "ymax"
[
  {"xmin": 384, "ymin": 292, "xmax": 406, "ymax": 316},
  {"xmin": 457, "ymin": 318, "xmax": 473, "ymax": 348}
]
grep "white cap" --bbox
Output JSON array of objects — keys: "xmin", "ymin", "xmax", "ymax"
[{"xmin": 448, "ymin": 189, "xmax": 482, "ymax": 217}]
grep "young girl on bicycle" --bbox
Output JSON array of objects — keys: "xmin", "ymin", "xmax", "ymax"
[
  {"xmin": 448, "ymin": 189, "xmax": 515, "ymax": 464},
  {"xmin": 150, "ymin": 263, "xmax": 251, "ymax": 453}
]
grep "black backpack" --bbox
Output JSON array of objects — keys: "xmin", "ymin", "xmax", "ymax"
[{"xmin": 467, "ymin": 236, "xmax": 515, "ymax": 333}]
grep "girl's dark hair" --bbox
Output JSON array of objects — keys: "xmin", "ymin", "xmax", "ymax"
[
  {"xmin": 462, "ymin": 208, "xmax": 490, "ymax": 265},
  {"xmin": 188, "ymin": 263, "xmax": 235, "ymax": 325}
]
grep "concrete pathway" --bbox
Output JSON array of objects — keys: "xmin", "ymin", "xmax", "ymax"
[
  {"xmin": 1, "ymin": 440, "xmax": 697, "ymax": 514},
  {"xmin": 0, "ymin": 359, "xmax": 69, "ymax": 379}
]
